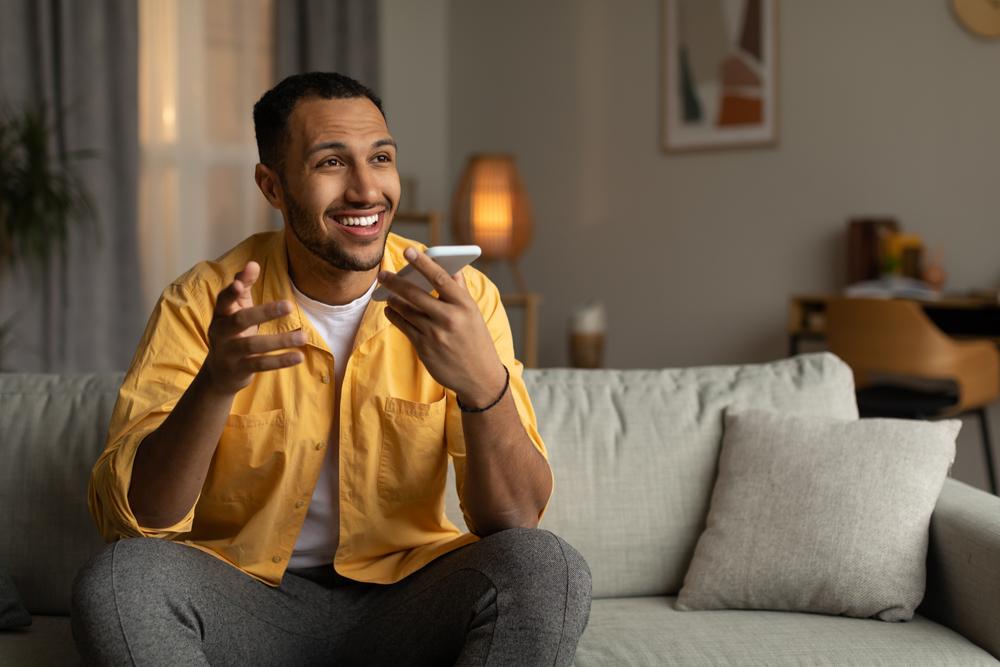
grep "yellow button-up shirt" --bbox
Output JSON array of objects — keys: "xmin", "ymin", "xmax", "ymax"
[{"xmin": 89, "ymin": 230, "xmax": 548, "ymax": 586}]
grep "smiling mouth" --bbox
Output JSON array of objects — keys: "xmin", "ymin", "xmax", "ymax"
[
  {"xmin": 334, "ymin": 212, "xmax": 379, "ymax": 227},
  {"xmin": 327, "ymin": 210, "xmax": 385, "ymax": 237}
]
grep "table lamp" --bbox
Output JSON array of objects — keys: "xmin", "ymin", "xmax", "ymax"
[
  {"xmin": 450, "ymin": 154, "xmax": 539, "ymax": 367},
  {"xmin": 450, "ymin": 154, "xmax": 533, "ymax": 292}
]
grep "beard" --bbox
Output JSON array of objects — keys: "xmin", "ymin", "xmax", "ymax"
[{"xmin": 284, "ymin": 189, "xmax": 391, "ymax": 272}]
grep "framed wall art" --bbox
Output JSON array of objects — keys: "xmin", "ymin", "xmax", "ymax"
[{"xmin": 662, "ymin": 0, "xmax": 779, "ymax": 152}]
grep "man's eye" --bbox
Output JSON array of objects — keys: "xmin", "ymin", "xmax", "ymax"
[
  {"xmin": 319, "ymin": 158, "xmax": 342, "ymax": 168},
  {"xmin": 373, "ymin": 154, "xmax": 391, "ymax": 163}
]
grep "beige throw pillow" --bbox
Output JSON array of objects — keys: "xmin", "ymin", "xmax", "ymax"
[{"xmin": 676, "ymin": 410, "xmax": 959, "ymax": 622}]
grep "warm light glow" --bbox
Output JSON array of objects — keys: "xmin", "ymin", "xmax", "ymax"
[
  {"xmin": 136, "ymin": 0, "xmax": 274, "ymax": 310},
  {"xmin": 139, "ymin": 0, "xmax": 178, "ymax": 144},
  {"xmin": 452, "ymin": 155, "xmax": 532, "ymax": 261},
  {"xmin": 161, "ymin": 105, "xmax": 176, "ymax": 135},
  {"xmin": 470, "ymin": 165, "xmax": 514, "ymax": 256}
]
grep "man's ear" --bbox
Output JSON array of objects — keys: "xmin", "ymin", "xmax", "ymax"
[{"xmin": 255, "ymin": 163, "xmax": 284, "ymax": 210}]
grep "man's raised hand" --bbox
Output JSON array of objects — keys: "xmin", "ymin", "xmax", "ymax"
[{"xmin": 203, "ymin": 261, "xmax": 305, "ymax": 395}]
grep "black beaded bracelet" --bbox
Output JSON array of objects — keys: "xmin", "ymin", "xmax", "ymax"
[{"xmin": 457, "ymin": 365, "xmax": 510, "ymax": 413}]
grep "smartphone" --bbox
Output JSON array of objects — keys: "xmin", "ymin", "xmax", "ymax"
[{"xmin": 372, "ymin": 245, "xmax": 482, "ymax": 301}]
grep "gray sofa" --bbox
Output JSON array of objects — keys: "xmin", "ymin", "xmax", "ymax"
[{"xmin": 2, "ymin": 353, "xmax": 999, "ymax": 665}]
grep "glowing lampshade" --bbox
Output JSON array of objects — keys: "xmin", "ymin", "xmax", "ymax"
[{"xmin": 451, "ymin": 154, "xmax": 533, "ymax": 261}]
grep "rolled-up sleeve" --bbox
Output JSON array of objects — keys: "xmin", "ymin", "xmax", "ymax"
[{"xmin": 88, "ymin": 281, "xmax": 212, "ymax": 541}]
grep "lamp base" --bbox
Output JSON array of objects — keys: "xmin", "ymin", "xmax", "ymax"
[{"xmin": 569, "ymin": 332, "xmax": 604, "ymax": 369}]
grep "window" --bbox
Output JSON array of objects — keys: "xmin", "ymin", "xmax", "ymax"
[{"xmin": 139, "ymin": 0, "xmax": 275, "ymax": 309}]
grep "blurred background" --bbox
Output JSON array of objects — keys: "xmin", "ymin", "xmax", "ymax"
[{"xmin": 1, "ymin": 0, "xmax": 999, "ymax": 484}]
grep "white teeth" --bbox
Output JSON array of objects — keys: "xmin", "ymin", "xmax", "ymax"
[{"xmin": 337, "ymin": 214, "xmax": 379, "ymax": 227}]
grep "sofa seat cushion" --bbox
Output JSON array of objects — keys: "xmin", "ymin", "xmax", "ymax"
[
  {"xmin": 0, "ymin": 615, "xmax": 78, "ymax": 666},
  {"xmin": 573, "ymin": 597, "xmax": 999, "ymax": 666}
]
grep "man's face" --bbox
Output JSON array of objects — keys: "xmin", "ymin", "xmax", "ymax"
[{"xmin": 279, "ymin": 96, "xmax": 400, "ymax": 272}]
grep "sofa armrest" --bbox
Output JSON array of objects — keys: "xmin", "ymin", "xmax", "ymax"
[{"xmin": 921, "ymin": 477, "xmax": 1000, "ymax": 658}]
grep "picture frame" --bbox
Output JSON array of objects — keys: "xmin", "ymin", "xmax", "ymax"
[{"xmin": 661, "ymin": 0, "xmax": 780, "ymax": 153}]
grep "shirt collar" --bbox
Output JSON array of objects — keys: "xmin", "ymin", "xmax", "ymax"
[{"xmin": 257, "ymin": 230, "xmax": 402, "ymax": 351}]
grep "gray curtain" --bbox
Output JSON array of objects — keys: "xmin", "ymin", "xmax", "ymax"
[
  {"xmin": 275, "ymin": 0, "xmax": 381, "ymax": 90},
  {"xmin": 0, "ymin": 0, "xmax": 142, "ymax": 372}
]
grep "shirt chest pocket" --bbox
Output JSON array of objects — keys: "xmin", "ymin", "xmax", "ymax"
[
  {"xmin": 205, "ymin": 409, "xmax": 288, "ymax": 504},
  {"xmin": 376, "ymin": 396, "xmax": 448, "ymax": 504}
]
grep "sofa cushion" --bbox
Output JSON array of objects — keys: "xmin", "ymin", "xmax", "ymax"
[
  {"xmin": 676, "ymin": 410, "xmax": 958, "ymax": 621},
  {"xmin": 0, "ymin": 567, "xmax": 31, "ymax": 628},
  {"xmin": 446, "ymin": 353, "xmax": 859, "ymax": 598},
  {"xmin": 0, "ymin": 614, "xmax": 79, "ymax": 666},
  {"xmin": 0, "ymin": 373, "xmax": 123, "ymax": 615},
  {"xmin": 574, "ymin": 597, "xmax": 998, "ymax": 666}
]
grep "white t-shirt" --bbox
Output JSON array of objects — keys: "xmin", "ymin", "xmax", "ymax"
[{"xmin": 287, "ymin": 279, "xmax": 376, "ymax": 569}]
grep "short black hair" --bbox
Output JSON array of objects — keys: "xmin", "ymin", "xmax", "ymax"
[{"xmin": 252, "ymin": 72, "xmax": 385, "ymax": 171}]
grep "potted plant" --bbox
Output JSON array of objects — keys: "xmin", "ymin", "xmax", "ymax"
[{"xmin": 0, "ymin": 104, "xmax": 96, "ymax": 367}]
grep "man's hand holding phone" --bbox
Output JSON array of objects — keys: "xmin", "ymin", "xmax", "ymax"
[
  {"xmin": 203, "ymin": 261, "xmax": 306, "ymax": 395},
  {"xmin": 378, "ymin": 246, "xmax": 507, "ymax": 409}
]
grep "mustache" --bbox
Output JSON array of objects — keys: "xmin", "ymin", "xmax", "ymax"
[{"xmin": 325, "ymin": 200, "xmax": 393, "ymax": 216}]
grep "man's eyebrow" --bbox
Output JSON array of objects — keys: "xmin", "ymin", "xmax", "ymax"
[{"xmin": 306, "ymin": 138, "xmax": 397, "ymax": 157}]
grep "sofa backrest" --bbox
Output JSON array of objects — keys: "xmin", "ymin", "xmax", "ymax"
[
  {"xmin": 447, "ymin": 352, "xmax": 859, "ymax": 599},
  {"xmin": 1, "ymin": 372, "xmax": 124, "ymax": 615},
  {"xmin": 0, "ymin": 352, "xmax": 857, "ymax": 613}
]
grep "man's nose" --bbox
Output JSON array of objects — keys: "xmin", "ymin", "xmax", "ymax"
[{"xmin": 345, "ymin": 164, "xmax": 379, "ymax": 205}]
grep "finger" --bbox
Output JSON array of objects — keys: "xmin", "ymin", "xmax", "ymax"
[
  {"xmin": 403, "ymin": 248, "xmax": 463, "ymax": 303},
  {"xmin": 241, "ymin": 350, "xmax": 304, "ymax": 373},
  {"xmin": 385, "ymin": 295, "xmax": 431, "ymax": 333},
  {"xmin": 226, "ymin": 300, "xmax": 293, "ymax": 334},
  {"xmin": 234, "ymin": 329, "xmax": 307, "ymax": 356},
  {"xmin": 378, "ymin": 269, "xmax": 447, "ymax": 318},
  {"xmin": 236, "ymin": 261, "xmax": 261, "ymax": 288},
  {"xmin": 216, "ymin": 279, "xmax": 247, "ymax": 317},
  {"xmin": 384, "ymin": 305, "xmax": 422, "ymax": 344},
  {"xmin": 448, "ymin": 266, "xmax": 474, "ymax": 306},
  {"xmin": 233, "ymin": 261, "xmax": 260, "ymax": 310}
]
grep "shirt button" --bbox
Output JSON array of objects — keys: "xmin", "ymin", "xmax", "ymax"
[
  {"xmin": 315, "ymin": 441, "xmax": 325, "ymax": 450},
  {"xmin": 320, "ymin": 373, "xmax": 330, "ymax": 384},
  {"xmin": 295, "ymin": 500, "xmax": 305, "ymax": 509},
  {"xmin": 271, "ymin": 555, "xmax": 281, "ymax": 563}
]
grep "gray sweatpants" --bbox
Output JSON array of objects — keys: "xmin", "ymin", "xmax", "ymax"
[{"xmin": 71, "ymin": 528, "xmax": 591, "ymax": 666}]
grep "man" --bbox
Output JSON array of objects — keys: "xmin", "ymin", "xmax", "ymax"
[{"xmin": 72, "ymin": 72, "xmax": 591, "ymax": 665}]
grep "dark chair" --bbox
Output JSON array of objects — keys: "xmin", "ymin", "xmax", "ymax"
[{"xmin": 826, "ymin": 297, "xmax": 999, "ymax": 494}]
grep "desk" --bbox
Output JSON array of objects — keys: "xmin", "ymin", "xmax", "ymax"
[{"xmin": 789, "ymin": 293, "xmax": 1000, "ymax": 356}]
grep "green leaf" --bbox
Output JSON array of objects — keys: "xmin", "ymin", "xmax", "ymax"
[{"xmin": 0, "ymin": 102, "xmax": 98, "ymax": 273}]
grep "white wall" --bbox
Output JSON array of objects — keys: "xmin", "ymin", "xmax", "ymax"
[
  {"xmin": 378, "ymin": 0, "xmax": 450, "ymax": 217},
  {"xmin": 381, "ymin": 0, "xmax": 1000, "ymax": 491},
  {"xmin": 446, "ymin": 0, "xmax": 1000, "ymax": 370}
]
